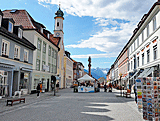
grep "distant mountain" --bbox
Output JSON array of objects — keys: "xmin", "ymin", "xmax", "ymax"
[{"xmin": 84, "ymin": 67, "xmax": 109, "ymax": 79}]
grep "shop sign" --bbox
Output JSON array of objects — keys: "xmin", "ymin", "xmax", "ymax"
[{"xmin": 43, "ymin": 65, "xmax": 49, "ymax": 71}]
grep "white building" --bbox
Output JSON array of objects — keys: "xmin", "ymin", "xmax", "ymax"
[{"xmin": 128, "ymin": 1, "xmax": 160, "ymax": 85}]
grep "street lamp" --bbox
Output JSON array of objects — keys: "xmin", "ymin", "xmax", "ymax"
[
  {"xmin": 51, "ymin": 75, "xmax": 56, "ymax": 96},
  {"xmin": 119, "ymin": 73, "xmax": 122, "ymax": 96}
]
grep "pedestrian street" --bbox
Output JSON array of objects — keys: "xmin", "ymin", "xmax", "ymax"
[{"xmin": 0, "ymin": 88, "xmax": 143, "ymax": 121}]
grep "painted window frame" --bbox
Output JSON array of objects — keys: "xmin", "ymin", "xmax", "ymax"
[
  {"xmin": 43, "ymin": 42, "xmax": 46, "ymax": 53},
  {"xmin": 8, "ymin": 21, "xmax": 13, "ymax": 33},
  {"xmin": 36, "ymin": 59, "xmax": 40, "ymax": 71},
  {"xmin": 147, "ymin": 49, "xmax": 150, "ymax": 63},
  {"xmin": 142, "ymin": 53, "xmax": 144, "ymax": 66},
  {"xmin": 37, "ymin": 39, "xmax": 41, "ymax": 50},
  {"xmin": 48, "ymin": 46, "xmax": 51, "ymax": 56},
  {"xmin": 1, "ymin": 39, "xmax": 10, "ymax": 56},
  {"xmin": 14, "ymin": 45, "xmax": 21, "ymax": 59},
  {"xmin": 18, "ymin": 28, "xmax": 22, "ymax": 38},
  {"xmin": 153, "ymin": 45, "xmax": 157, "ymax": 60},
  {"xmin": 24, "ymin": 49, "xmax": 29, "ymax": 62},
  {"xmin": 153, "ymin": 17, "xmax": 156, "ymax": 31}
]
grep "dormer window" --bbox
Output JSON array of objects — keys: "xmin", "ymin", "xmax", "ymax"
[
  {"xmin": 47, "ymin": 33, "xmax": 50, "ymax": 39},
  {"xmin": 8, "ymin": 21, "xmax": 13, "ymax": 33},
  {"xmin": 18, "ymin": 28, "xmax": 22, "ymax": 38},
  {"xmin": 41, "ymin": 27, "xmax": 43, "ymax": 33}
]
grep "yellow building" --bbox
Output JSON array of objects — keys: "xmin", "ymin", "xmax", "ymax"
[{"xmin": 64, "ymin": 51, "xmax": 73, "ymax": 88}]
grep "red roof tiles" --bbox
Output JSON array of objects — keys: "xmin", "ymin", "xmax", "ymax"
[{"xmin": 3, "ymin": 10, "xmax": 35, "ymax": 29}]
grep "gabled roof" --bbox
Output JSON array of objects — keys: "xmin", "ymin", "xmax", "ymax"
[
  {"xmin": 50, "ymin": 34, "xmax": 60, "ymax": 46},
  {"xmin": 2, "ymin": 9, "xmax": 60, "ymax": 50},
  {"xmin": 2, "ymin": 10, "xmax": 36, "ymax": 29}
]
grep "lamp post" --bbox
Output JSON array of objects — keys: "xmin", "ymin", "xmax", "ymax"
[
  {"xmin": 51, "ymin": 75, "xmax": 56, "ymax": 96},
  {"xmin": 119, "ymin": 73, "xmax": 122, "ymax": 96}
]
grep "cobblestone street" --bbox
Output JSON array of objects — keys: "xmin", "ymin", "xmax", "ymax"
[{"xmin": 0, "ymin": 88, "xmax": 143, "ymax": 121}]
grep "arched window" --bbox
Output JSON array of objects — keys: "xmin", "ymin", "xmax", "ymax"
[{"xmin": 57, "ymin": 22, "xmax": 59, "ymax": 27}]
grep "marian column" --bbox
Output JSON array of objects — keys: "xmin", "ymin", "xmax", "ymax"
[{"xmin": 88, "ymin": 56, "xmax": 91, "ymax": 76}]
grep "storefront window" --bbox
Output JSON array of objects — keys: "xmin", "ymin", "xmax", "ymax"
[
  {"xmin": 0, "ymin": 70, "xmax": 8, "ymax": 97},
  {"xmin": 19, "ymin": 73, "xmax": 29, "ymax": 90},
  {"xmin": 34, "ymin": 79, "xmax": 39, "ymax": 89}
]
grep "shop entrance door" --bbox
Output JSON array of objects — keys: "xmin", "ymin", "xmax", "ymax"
[{"xmin": 47, "ymin": 79, "xmax": 49, "ymax": 92}]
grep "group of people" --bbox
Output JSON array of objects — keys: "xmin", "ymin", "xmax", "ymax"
[
  {"xmin": 97, "ymin": 82, "xmax": 112, "ymax": 92},
  {"xmin": 36, "ymin": 82, "xmax": 59, "ymax": 98}
]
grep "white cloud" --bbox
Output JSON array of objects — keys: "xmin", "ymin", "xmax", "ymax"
[
  {"xmin": 38, "ymin": 0, "xmax": 157, "ymax": 58},
  {"xmin": 38, "ymin": 0, "xmax": 156, "ymax": 20},
  {"xmin": 66, "ymin": 21, "xmax": 136, "ymax": 56}
]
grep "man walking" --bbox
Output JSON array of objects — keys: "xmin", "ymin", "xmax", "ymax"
[
  {"xmin": 36, "ymin": 83, "xmax": 41, "ymax": 98},
  {"xmin": 56, "ymin": 82, "xmax": 59, "ymax": 92}
]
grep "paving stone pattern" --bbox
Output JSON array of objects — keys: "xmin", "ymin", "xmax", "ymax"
[{"xmin": 0, "ymin": 88, "xmax": 143, "ymax": 121}]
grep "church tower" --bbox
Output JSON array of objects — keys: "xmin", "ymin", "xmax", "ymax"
[
  {"xmin": 54, "ymin": 5, "xmax": 65, "ymax": 88},
  {"xmin": 54, "ymin": 5, "xmax": 64, "ymax": 38}
]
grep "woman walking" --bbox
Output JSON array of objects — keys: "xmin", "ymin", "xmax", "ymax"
[{"xmin": 37, "ymin": 83, "xmax": 40, "ymax": 98}]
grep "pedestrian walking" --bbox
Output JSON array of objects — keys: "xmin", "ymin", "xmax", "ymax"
[
  {"xmin": 104, "ymin": 83, "xmax": 107, "ymax": 92},
  {"xmin": 109, "ymin": 83, "xmax": 112, "ymax": 92},
  {"xmin": 37, "ymin": 83, "xmax": 40, "ymax": 98},
  {"xmin": 134, "ymin": 84, "xmax": 137, "ymax": 103},
  {"xmin": 56, "ymin": 82, "xmax": 59, "ymax": 92}
]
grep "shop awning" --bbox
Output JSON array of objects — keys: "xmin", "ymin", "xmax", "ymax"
[
  {"xmin": 0, "ymin": 63, "xmax": 14, "ymax": 69},
  {"xmin": 138, "ymin": 68, "xmax": 150, "ymax": 78},
  {"xmin": 130, "ymin": 70, "xmax": 140, "ymax": 80},
  {"xmin": 143, "ymin": 67, "xmax": 154, "ymax": 77}
]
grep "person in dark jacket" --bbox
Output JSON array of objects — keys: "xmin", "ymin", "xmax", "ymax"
[
  {"xmin": 134, "ymin": 84, "xmax": 137, "ymax": 103},
  {"xmin": 104, "ymin": 83, "xmax": 107, "ymax": 92},
  {"xmin": 37, "ymin": 83, "xmax": 41, "ymax": 97},
  {"xmin": 56, "ymin": 82, "xmax": 59, "ymax": 92}
]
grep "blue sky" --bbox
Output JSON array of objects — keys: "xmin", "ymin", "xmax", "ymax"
[{"xmin": 0, "ymin": 0, "xmax": 157, "ymax": 69}]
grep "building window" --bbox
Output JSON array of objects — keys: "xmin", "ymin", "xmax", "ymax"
[
  {"xmin": 137, "ymin": 57, "xmax": 139, "ymax": 67},
  {"xmin": 14, "ymin": 45, "xmax": 20, "ymax": 59},
  {"xmin": 147, "ymin": 25, "xmax": 149, "ymax": 37},
  {"xmin": 36, "ymin": 59, "xmax": 40, "ymax": 71},
  {"xmin": 153, "ymin": 17, "xmax": 156, "ymax": 31},
  {"xmin": 54, "ymin": 51, "xmax": 57, "ymax": 59},
  {"xmin": 134, "ymin": 42, "xmax": 135, "ymax": 50},
  {"xmin": 131, "ymin": 45, "xmax": 132, "ymax": 53},
  {"xmin": 51, "ymin": 64, "xmax": 53, "ymax": 73},
  {"xmin": 142, "ymin": 31, "xmax": 144, "ymax": 42},
  {"xmin": 43, "ymin": 43, "xmax": 46, "ymax": 53},
  {"xmin": 24, "ymin": 49, "xmax": 28, "ymax": 62},
  {"xmin": 18, "ymin": 28, "xmax": 22, "ymax": 38},
  {"xmin": 142, "ymin": 53, "xmax": 144, "ymax": 65},
  {"xmin": 137, "ymin": 37, "xmax": 139, "ymax": 47},
  {"xmin": 37, "ymin": 39, "xmax": 41, "ymax": 50},
  {"xmin": 57, "ymin": 22, "xmax": 59, "ymax": 27},
  {"xmin": 52, "ymin": 49, "xmax": 54, "ymax": 58},
  {"xmin": 48, "ymin": 46, "xmax": 51, "ymax": 56},
  {"xmin": 8, "ymin": 21, "xmax": 13, "ymax": 33},
  {"xmin": 131, "ymin": 61, "xmax": 132, "ymax": 70},
  {"xmin": 2, "ymin": 40, "xmax": 10, "ymax": 56},
  {"xmin": 153, "ymin": 45, "xmax": 157, "ymax": 60},
  {"xmin": 42, "ymin": 61, "xmax": 45, "ymax": 71},
  {"xmin": 48, "ymin": 63, "xmax": 50, "ymax": 72},
  {"xmin": 134, "ymin": 56, "xmax": 136, "ymax": 69},
  {"xmin": 147, "ymin": 49, "xmax": 150, "ymax": 63}
]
